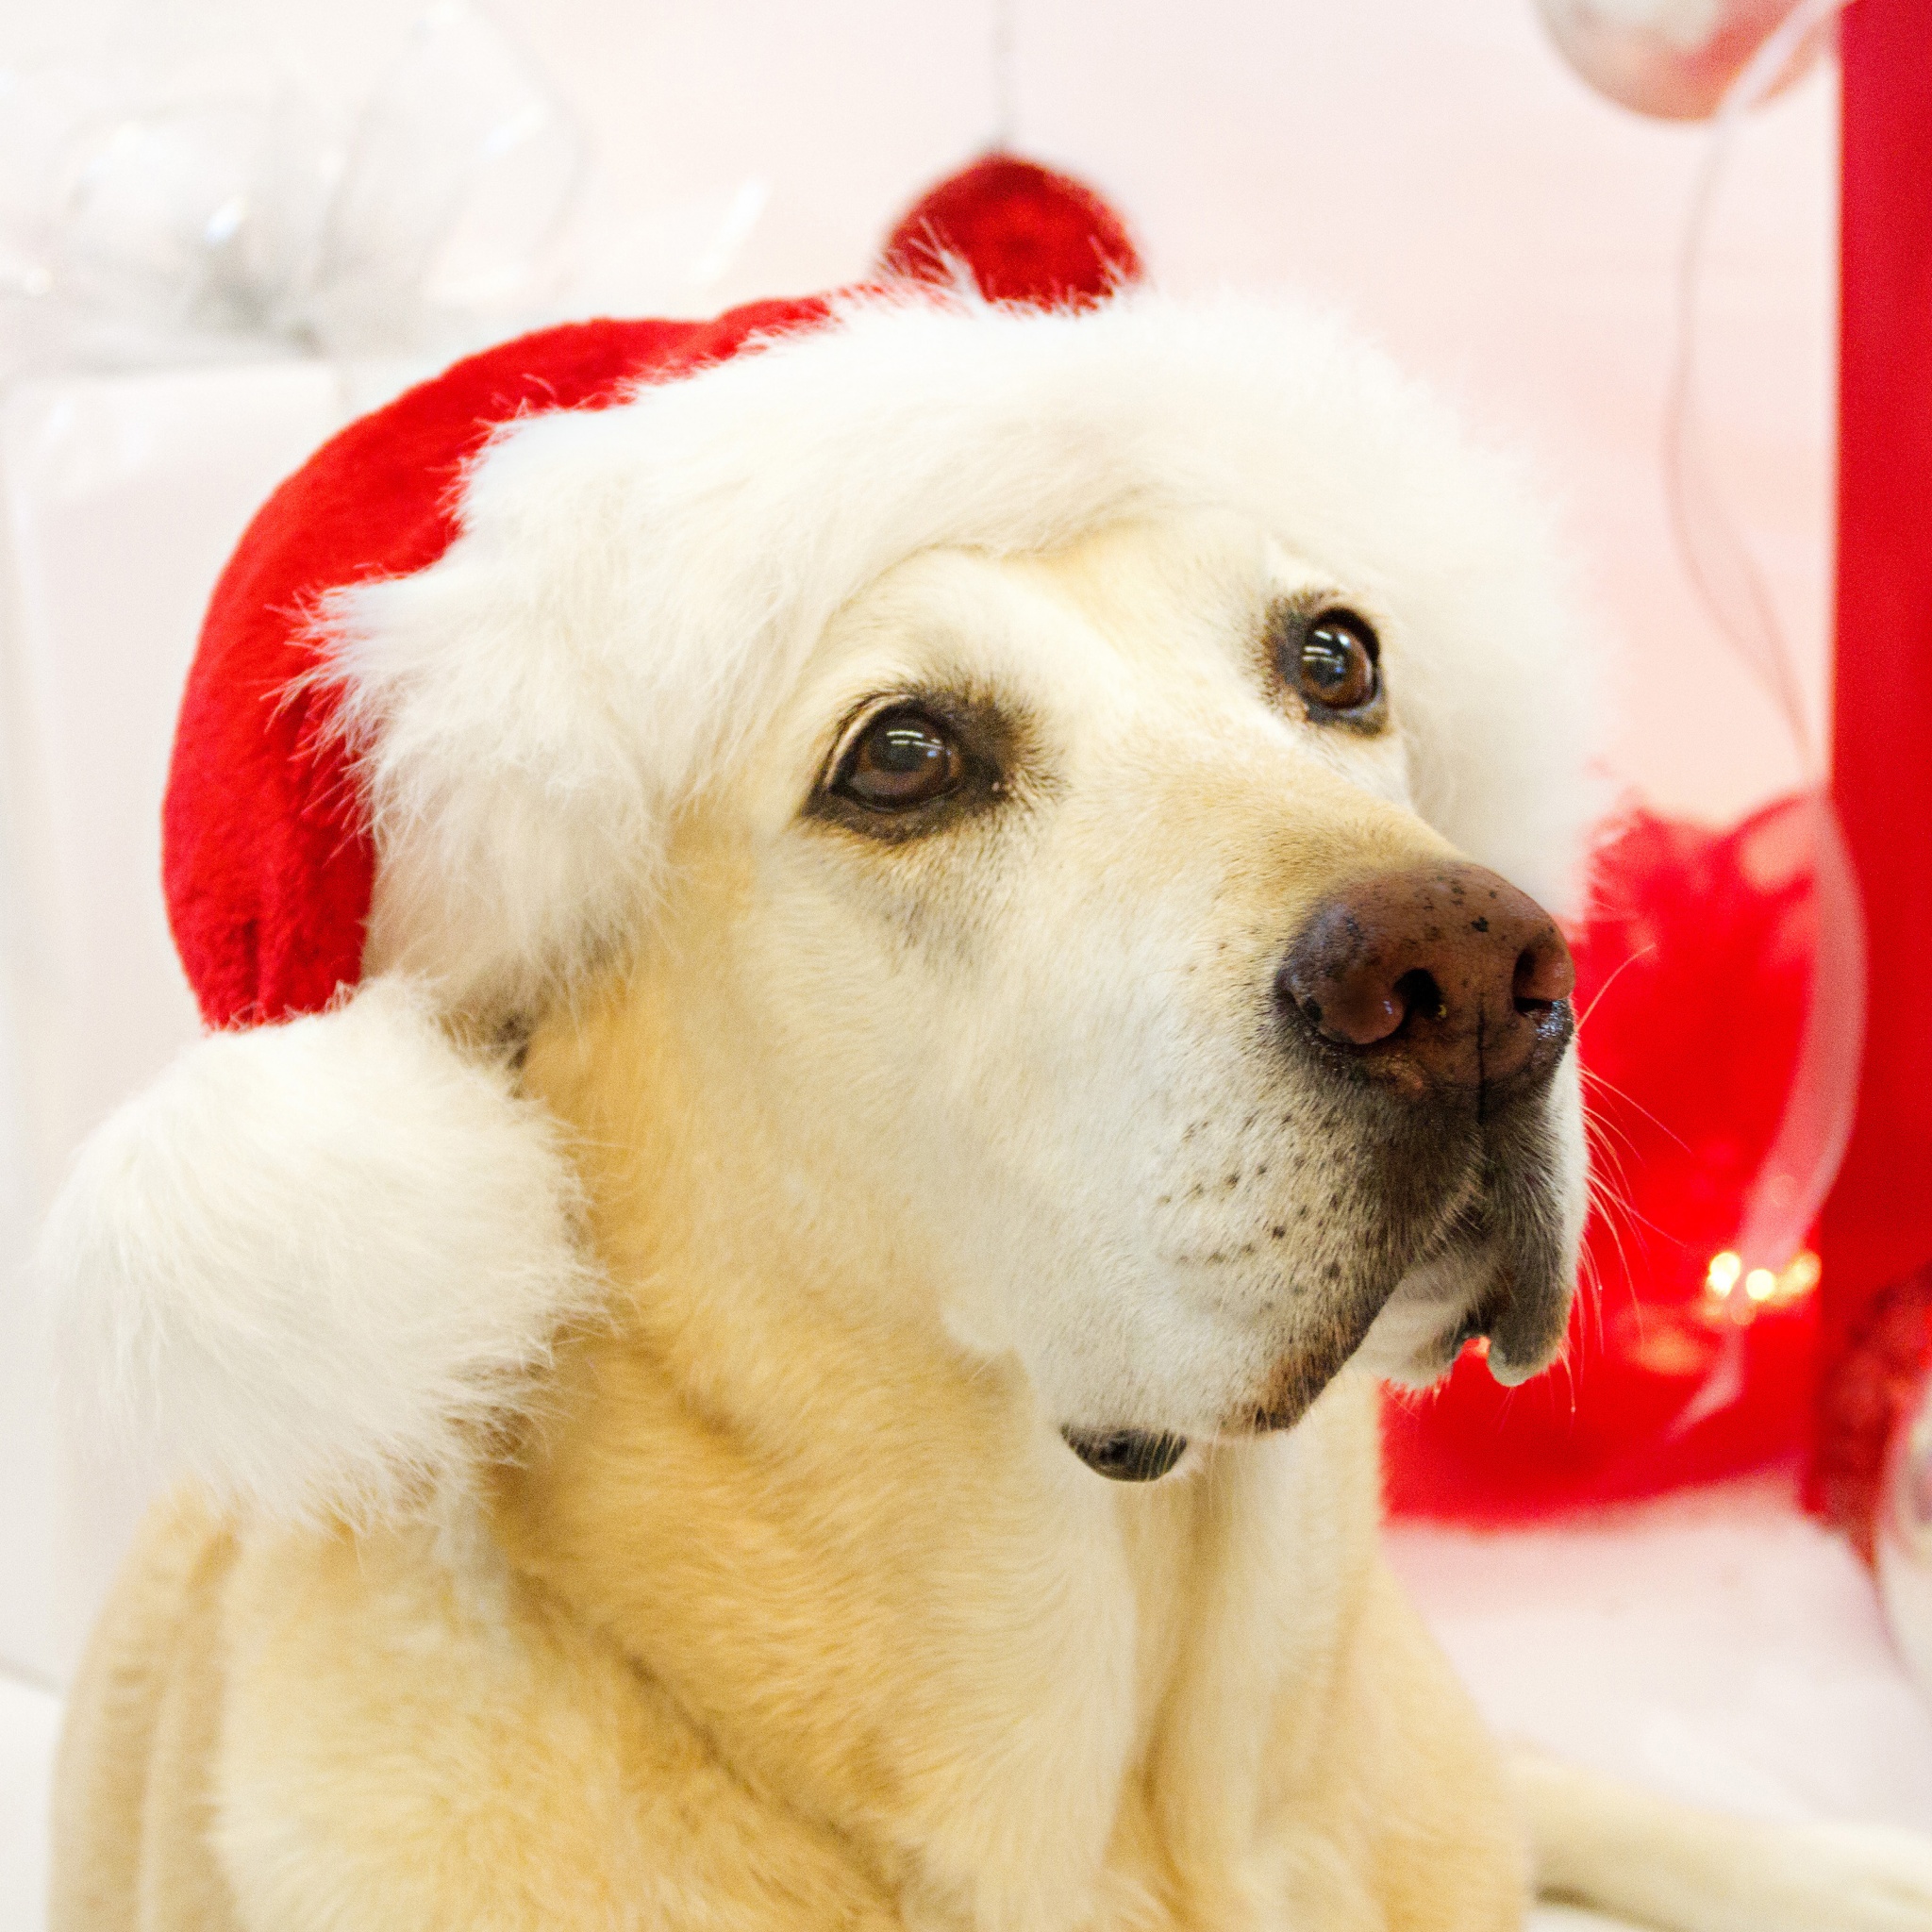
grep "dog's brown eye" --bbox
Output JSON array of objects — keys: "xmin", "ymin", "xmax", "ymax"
[
  {"xmin": 1292, "ymin": 610, "xmax": 1380, "ymax": 713},
  {"xmin": 835, "ymin": 708, "xmax": 965, "ymax": 809}
]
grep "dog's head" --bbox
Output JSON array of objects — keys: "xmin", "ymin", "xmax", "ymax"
[
  {"xmin": 47, "ymin": 291, "xmax": 1605, "ymax": 1514},
  {"xmin": 601, "ymin": 507, "xmax": 1588, "ymax": 1480}
]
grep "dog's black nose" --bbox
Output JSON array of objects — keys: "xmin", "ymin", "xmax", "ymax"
[{"xmin": 1276, "ymin": 863, "xmax": 1574, "ymax": 1099}]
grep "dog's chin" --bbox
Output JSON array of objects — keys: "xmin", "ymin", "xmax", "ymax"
[
  {"xmin": 1057, "ymin": 1211, "xmax": 1577, "ymax": 1484},
  {"xmin": 1352, "ymin": 1242, "xmax": 1501, "ymax": 1391},
  {"xmin": 1357, "ymin": 1209, "xmax": 1578, "ymax": 1395},
  {"xmin": 1050, "ymin": 1085, "xmax": 1582, "ymax": 1483},
  {"xmin": 1353, "ymin": 1083, "xmax": 1584, "ymax": 1394}
]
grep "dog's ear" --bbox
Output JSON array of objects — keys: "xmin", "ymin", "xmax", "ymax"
[{"xmin": 37, "ymin": 976, "xmax": 598, "ymax": 1523}]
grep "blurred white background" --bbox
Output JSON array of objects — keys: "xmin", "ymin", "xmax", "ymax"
[{"xmin": 0, "ymin": 2, "xmax": 1872, "ymax": 1924}]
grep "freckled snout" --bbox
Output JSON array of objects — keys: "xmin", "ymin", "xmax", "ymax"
[{"xmin": 1275, "ymin": 864, "xmax": 1574, "ymax": 1100}]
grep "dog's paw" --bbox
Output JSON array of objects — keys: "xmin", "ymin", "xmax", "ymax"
[
  {"xmin": 1763, "ymin": 1820, "xmax": 1932, "ymax": 1932},
  {"xmin": 1515, "ymin": 1752, "xmax": 1932, "ymax": 1932},
  {"xmin": 1608, "ymin": 1814, "xmax": 1932, "ymax": 1932}
]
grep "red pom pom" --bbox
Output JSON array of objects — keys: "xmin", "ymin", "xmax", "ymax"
[{"xmin": 880, "ymin": 153, "xmax": 1144, "ymax": 308}]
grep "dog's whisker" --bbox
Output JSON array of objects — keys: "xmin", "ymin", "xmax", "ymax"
[
  {"xmin": 1579, "ymin": 1064, "xmax": 1693, "ymax": 1157},
  {"xmin": 1573, "ymin": 942, "xmax": 1658, "ymax": 1034}
]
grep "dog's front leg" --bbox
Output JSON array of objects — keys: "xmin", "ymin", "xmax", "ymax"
[
  {"xmin": 1515, "ymin": 1753, "xmax": 1932, "ymax": 1932},
  {"xmin": 1251, "ymin": 1560, "xmax": 1530, "ymax": 1932}
]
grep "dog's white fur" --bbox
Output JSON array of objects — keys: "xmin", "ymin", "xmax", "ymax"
[{"xmin": 41, "ymin": 294, "xmax": 1932, "ymax": 1932}]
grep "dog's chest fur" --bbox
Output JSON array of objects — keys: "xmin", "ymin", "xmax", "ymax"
[{"xmin": 480, "ymin": 1307, "xmax": 1388, "ymax": 1932}]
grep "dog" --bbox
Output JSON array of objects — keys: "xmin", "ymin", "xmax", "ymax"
[{"xmin": 42, "ymin": 285, "xmax": 1932, "ymax": 1930}]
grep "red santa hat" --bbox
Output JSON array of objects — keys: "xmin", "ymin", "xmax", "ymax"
[
  {"xmin": 169, "ymin": 156, "xmax": 1141, "ymax": 1035},
  {"xmin": 41, "ymin": 158, "xmax": 1602, "ymax": 1520}
]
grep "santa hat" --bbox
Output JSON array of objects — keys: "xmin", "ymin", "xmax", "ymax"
[{"xmin": 40, "ymin": 157, "xmax": 1603, "ymax": 1520}]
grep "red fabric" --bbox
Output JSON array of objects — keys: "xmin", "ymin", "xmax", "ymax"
[
  {"xmin": 1814, "ymin": 0, "xmax": 1932, "ymax": 1536},
  {"xmin": 163, "ymin": 298, "xmax": 829, "ymax": 1027},
  {"xmin": 1385, "ymin": 800, "xmax": 1823, "ymax": 1518},
  {"xmin": 880, "ymin": 153, "xmax": 1144, "ymax": 306}
]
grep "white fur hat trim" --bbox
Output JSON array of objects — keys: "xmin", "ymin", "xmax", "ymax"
[{"xmin": 39, "ymin": 977, "xmax": 595, "ymax": 1521}]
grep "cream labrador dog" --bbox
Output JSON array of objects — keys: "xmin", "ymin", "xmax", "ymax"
[{"xmin": 42, "ymin": 291, "xmax": 1932, "ymax": 1931}]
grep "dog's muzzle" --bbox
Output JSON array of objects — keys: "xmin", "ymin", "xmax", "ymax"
[
  {"xmin": 1062, "ymin": 864, "xmax": 1579, "ymax": 1479},
  {"xmin": 1243, "ymin": 860, "xmax": 1581, "ymax": 1420}
]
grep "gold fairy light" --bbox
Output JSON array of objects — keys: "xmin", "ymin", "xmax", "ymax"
[{"xmin": 1701, "ymin": 1248, "xmax": 1819, "ymax": 1323}]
